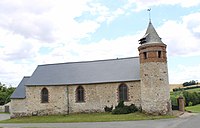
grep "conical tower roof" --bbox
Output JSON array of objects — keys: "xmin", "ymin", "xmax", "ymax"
[{"xmin": 139, "ymin": 21, "xmax": 163, "ymax": 45}]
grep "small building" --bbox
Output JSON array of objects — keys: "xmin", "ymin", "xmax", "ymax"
[
  {"xmin": 10, "ymin": 21, "xmax": 171, "ymax": 118},
  {"xmin": 0, "ymin": 102, "xmax": 10, "ymax": 113}
]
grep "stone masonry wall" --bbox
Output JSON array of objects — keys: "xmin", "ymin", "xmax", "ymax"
[
  {"xmin": 140, "ymin": 62, "xmax": 171, "ymax": 115},
  {"xmin": 11, "ymin": 81, "xmax": 141, "ymax": 117},
  {"xmin": 25, "ymin": 86, "xmax": 68, "ymax": 116},
  {"xmin": 10, "ymin": 99, "xmax": 27, "ymax": 118},
  {"xmin": 68, "ymin": 81, "xmax": 141, "ymax": 113}
]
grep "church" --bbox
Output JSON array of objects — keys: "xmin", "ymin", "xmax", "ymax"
[{"xmin": 10, "ymin": 21, "xmax": 171, "ymax": 118}]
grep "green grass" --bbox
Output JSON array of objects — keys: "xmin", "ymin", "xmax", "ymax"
[
  {"xmin": 170, "ymin": 86, "xmax": 200, "ymax": 94},
  {"xmin": 186, "ymin": 88, "xmax": 200, "ymax": 93},
  {"xmin": 0, "ymin": 112, "xmax": 9, "ymax": 114},
  {"xmin": 186, "ymin": 104, "xmax": 200, "ymax": 113},
  {"xmin": 0, "ymin": 112, "xmax": 175, "ymax": 123}
]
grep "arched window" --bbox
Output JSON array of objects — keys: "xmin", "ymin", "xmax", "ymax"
[
  {"xmin": 119, "ymin": 84, "xmax": 128, "ymax": 101},
  {"xmin": 41, "ymin": 88, "xmax": 49, "ymax": 103},
  {"xmin": 76, "ymin": 86, "xmax": 85, "ymax": 102}
]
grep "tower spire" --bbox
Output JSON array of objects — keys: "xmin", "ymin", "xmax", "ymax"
[{"xmin": 138, "ymin": 11, "xmax": 163, "ymax": 45}]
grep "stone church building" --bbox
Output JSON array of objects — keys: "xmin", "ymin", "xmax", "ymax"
[{"xmin": 10, "ymin": 21, "xmax": 171, "ymax": 118}]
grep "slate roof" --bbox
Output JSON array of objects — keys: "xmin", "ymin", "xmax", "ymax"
[
  {"xmin": 26, "ymin": 57, "xmax": 140, "ymax": 86},
  {"xmin": 10, "ymin": 76, "xmax": 30, "ymax": 99},
  {"xmin": 139, "ymin": 21, "xmax": 163, "ymax": 44}
]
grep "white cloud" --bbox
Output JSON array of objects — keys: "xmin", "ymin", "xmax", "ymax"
[
  {"xmin": 0, "ymin": 0, "xmax": 55, "ymax": 42},
  {"xmin": 0, "ymin": 0, "xmax": 100, "ymax": 44},
  {"xmin": 35, "ymin": 33, "xmax": 141, "ymax": 65},
  {"xmin": 169, "ymin": 64, "xmax": 200, "ymax": 84},
  {"xmin": 0, "ymin": 27, "xmax": 41, "ymax": 61},
  {"xmin": 183, "ymin": 13, "xmax": 200, "ymax": 38},
  {"xmin": 0, "ymin": 0, "xmax": 96, "ymax": 86},
  {"xmin": 0, "ymin": 59, "xmax": 36, "ymax": 85},
  {"xmin": 156, "ymin": 12, "xmax": 200, "ymax": 83},
  {"xmin": 157, "ymin": 12, "xmax": 200, "ymax": 57}
]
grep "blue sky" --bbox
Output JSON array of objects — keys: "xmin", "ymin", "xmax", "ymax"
[{"xmin": 0, "ymin": 0, "xmax": 200, "ymax": 86}]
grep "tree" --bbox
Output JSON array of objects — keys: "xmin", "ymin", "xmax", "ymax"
[
  {"xmin": 0, "ymin": 83, "xmax": 15, "ymax": 105},
  {"xmin": 183, "ymin": 80, "xmax": 198, "ymax": 87}
]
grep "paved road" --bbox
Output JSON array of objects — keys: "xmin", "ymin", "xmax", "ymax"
[
  {"xmin": 0, "ymin": 114, "xmax": 10, "ymax": 121},
  {"xmin": 0, "ymin": 113, "xmax": 199, "ymax": 128}
]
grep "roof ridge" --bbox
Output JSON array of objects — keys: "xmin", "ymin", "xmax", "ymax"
[{"xmin": 38, "ymin": 56, "xmax": 139, "ymax": 67}]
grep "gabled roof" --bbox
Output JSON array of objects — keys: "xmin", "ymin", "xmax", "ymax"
[
  {"xmin": 139, "ymin": 21, "xmax": 163, "ymax": 44},
  {"xmin": 26, "ymin": 57, "xmax": 140, "ymax": 86},
  {"xmin": 10, "ymin": 76, "xmax": 30, "ymax": 99}
]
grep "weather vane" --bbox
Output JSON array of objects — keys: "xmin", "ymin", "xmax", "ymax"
[{"xmin": 147, "ymin": 8, "xmax": 151, "ymax": 22}]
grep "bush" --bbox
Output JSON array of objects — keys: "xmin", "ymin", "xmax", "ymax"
[
  {"xmin": 104, "ymin": 105, "xmax": 113, "ymax": 112},
  {"xmin": 173, "ymin": 88, "xmax": 184, "ymax": 92},
  {"xmin": 112, "ymin": 106, "xmax": 130, "ymax": 114},
  {"xmin": 112, "ymin": 101, "xmax": 138, "ymax": 114},
  {"xmin": 129, "ymin": 104, "xmax": 139, "ymax": 112},
  {"xmin": 116, "ymin": 101, "xmax": 125, "ymax": 108},
  {"xmin": 183, "ymin": 91, "xmax": 200, "ymax": 106},
  {"xmin": 171, "ymin": 89, "xmax": 200, "ymax": 109},
  {"xmin": 188, "ymin": 102, "xmax": 193, "ymax": 106},
  {"xmin": 171, "ymin": 95, "xmax": 178, "ymax": 110}
]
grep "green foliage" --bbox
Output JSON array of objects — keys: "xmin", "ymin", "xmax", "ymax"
[
  {"xmin": 184, "ymin": 86, "xmax": 200, "ymax": 91},
  {"xmin": 183, "ymin": 91, "xmax": 200, "ymax": 106},
  {"xmin": 171, "ymin": 95, "xmax": 178, "ymax": 108},
  {"xmin": 0, "ymin": 82, "xmax": 15, "ymax": 105},
  {"xmin": 170, "ymin": 90, "xmax": 184, "ymax": 110},
  {"xmin": 171, "ymin": 87, "xmax": 200, "ymax": 109},
  {"xmin": 116, "ymin": 101, "xmax": 125, "ymax": 108},
  {"xmin": 104, "ymin": 105, "xmax": 113, "ymax": 112},
  {"xmin": 183, "ymin": 80, "xmax": 198, "ymax": 87},
  {"xmin": 173, "ymin": 87, "xmax": 184, "ymax": 92},
  {"xmin": 112, "ymin": 107, "xmax": 129, "ymax": 114},
  {"xmin": 173, "ymin": 86, "xmax": 200, "ymax": 92},
  {"xmin": 112, "ymin": 101, "xmax": 138, "ymax": 114},
  {"xmin": 188, "ymin": 102, "xmax": 193, "ymax": 106}
]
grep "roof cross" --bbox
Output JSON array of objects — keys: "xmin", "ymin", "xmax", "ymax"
[{"xmin": 147, "ymin": 8, "xmax": 151, "ymax": 22}]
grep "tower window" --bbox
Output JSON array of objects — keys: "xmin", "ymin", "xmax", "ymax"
[
  {"xmin": 158, "ymin": 51, "xmax": 161, "ymax": 58},
  {"xmin": 143, "ymin": 52, "xmax": 147, "ymax": 59}
]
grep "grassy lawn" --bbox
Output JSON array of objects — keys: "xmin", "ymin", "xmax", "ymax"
[
  {"xmin": 186, "ymin": 104, "xmax": 200, "ymax": 113},
  {"xmin": 0, "ymin": 112, "xmax": 9, "ymax": 114},
  {"xmin": 0, "ymin": 112, "xmax": 175, "ymax": 123},
  {"xmin": 185, "ymin": 88, "xmax": 200, "ymax": 93}
]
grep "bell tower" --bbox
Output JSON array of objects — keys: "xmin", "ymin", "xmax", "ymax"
[{"xmin": 138, "ymin": 21, "xmax": 171, "ymax": 115}]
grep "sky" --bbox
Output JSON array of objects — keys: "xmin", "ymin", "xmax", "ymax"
[{"xmin": 0, "ymin": 0, "xmax": 200, "ymax": 86}]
